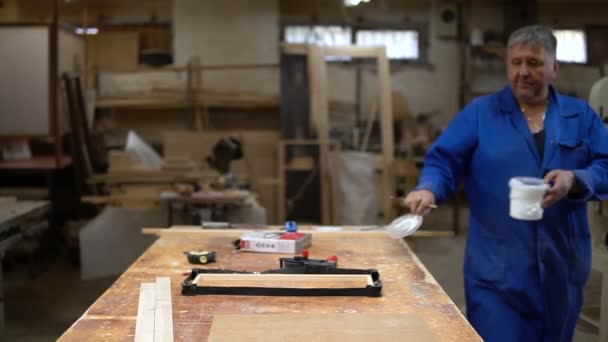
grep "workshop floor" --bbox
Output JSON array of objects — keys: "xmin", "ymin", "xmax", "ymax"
[{"xmin": 3, "ymin": 206, "xmax": 601, "ymax": 341}]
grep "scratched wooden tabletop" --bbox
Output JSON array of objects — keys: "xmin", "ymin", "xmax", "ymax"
[{"xmin": 58, "ymin": 228, "xmax": 481, "ymax": 341}]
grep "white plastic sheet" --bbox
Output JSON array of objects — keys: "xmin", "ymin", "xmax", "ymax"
[
  {"xmin": 125, "ymin": 130, "xmax": 164, "ymax": 170},
  {"xmin": 339, "ymin": 152, "xmax": 379, "ymax": 225}
]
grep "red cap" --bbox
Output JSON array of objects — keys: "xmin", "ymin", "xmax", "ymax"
[
  {"xmin": 302, "ymin": 250, "xmax": 309, "ymax": 259},
  {"xmin": 326, "ymin": 255, "xmax": 338, "ymax": 263}
]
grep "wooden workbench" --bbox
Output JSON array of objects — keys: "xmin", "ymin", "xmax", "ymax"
[
  {"xmin": 0, "ymin": 198, "xmax": 50, "ymax": 340},
  {"xmin": 59, "ymin": 228, "xmax": 481, "ymax": 341}
]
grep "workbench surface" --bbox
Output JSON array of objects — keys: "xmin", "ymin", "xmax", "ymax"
[{"xmin": 59, "ymin": 228, "xmax": 481, "ymax": 341}]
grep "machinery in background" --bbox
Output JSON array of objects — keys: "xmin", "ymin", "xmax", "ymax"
[{"xmin": 205, "ymin": 137, "xmax": 248, "ymax": 190}]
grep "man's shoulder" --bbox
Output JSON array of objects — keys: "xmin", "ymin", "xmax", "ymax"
[
  {"xmin": 462, "ymin": 92, "xmax": 501, "ymax": 112},
  {"xmin": 470, "ymin": 86, "xmax": 510, "ymax": 107},
  {"xmin": 555, "ymin": 91, "xmax": 594, "ymax": 116}
]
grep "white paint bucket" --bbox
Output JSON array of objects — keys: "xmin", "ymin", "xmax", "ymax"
[{"xmin": 509, "ymin": 177, "xmax": 549, "ymax": 220}]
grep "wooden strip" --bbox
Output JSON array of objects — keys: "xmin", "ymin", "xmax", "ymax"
[
  {"xmin": 193, "ymin": 273, "xmax": 372, "ymax": 285},
  {"xmin": 282, "ymin": 139, "xmax": 334, "ymax": 146},
  {"xmin": 323, "ymin": 46, "xmax": 383, "ymax": 58},
  {"xmin": 277, "ymin": 141, "xmax": 286, "ymax": 224},
  {"xmin": 376, "ymin": 47, "xmax": 395, "ymax": 223},
  {"xmin": 330, "ymin": 145, "xmax": 343, "ymax": 225},
  {"xmin": 154, "ymin": 277, "xmax": 173, "ymax": 342},
  {"xmin": 141, "ymin": 227, "xmax": 455, "ymax": 238},
  {"xmin": 360, "ymin": 101, "xmax": 378, "ymax": 151},
  {"xmin": 579, "ymin": 307, "xmax": 600, "ymax": 329},
  {"xmin": 281, "ymin": 43, "xmax": 309, "ymax": 55},
  {"xmin": 93, "ymin": 63, "xmax": 278, "ymax": 74},
  {"xmin": 134, "ymin": 283, "xmax": 156, "ymax": 342},
  {"xmin": 142, "ymin": 227, "xmax": 377, "ymax": 237}
]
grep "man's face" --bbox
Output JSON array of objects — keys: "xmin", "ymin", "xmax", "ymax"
[{"xmin": 507, "ymin": 43, "xmax": 558, "ymax": 103}]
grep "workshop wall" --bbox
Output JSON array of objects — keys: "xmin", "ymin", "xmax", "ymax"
[
  {"xmin": 281, "ymin": 0, "xmax": 461, "ymax": 128},
  {"xmin": 173, "ymin": 0, "xmax": 280, "ymax": 96},
  {"xmin": 0, "ymin": 0, "xmax": 19, "ymax": 22},
  {"xmin": 539, "ymin": 2, "xmax": 608, "ymax": 27},
  {"xmin": 539, "ymin": 2, "xmax": 608, "ymax": 100},
  {"xmin": 16, "ymin": 0, "xmax": 172, "ymax": 24}
]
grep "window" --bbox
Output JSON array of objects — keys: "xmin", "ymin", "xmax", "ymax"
[
  {"xmin": 284, "ymin": 26, "xmax": 352, "ymax": 46},
  {"xmin": 284, "ymin": 26, "xmax": 352, "ymax": 61},
  {"xmin": 283, "ymin": 25, "xmax": 423, "ymax": 62},
  {"xmin": 356, "ymin": 30, "xmax": 419, "ymax": 60},
  {"xmin": 554, "ymin": 29, "xmax": 587, "ymax": 63}
]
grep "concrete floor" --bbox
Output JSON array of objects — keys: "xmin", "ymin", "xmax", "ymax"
[{"xmin": 2, "ymin": 206, "xmax": 601, "ymax": 341}]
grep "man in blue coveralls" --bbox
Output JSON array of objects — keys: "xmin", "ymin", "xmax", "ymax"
[{"xmin": 404, "ymin": 25, "xmax": 608, "ymax": 341}]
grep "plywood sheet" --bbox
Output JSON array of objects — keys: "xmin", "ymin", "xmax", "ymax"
[
  {"xmin": 88, "ymin": 32, "xmax": 139, "ymax": 71},
  {"xmin": 208, "ymin": 313, "xmax": 438, "ymax": 342},
  {"xmin": 0, "ymin": 26, "xmax": 50, "ymax": 136}
]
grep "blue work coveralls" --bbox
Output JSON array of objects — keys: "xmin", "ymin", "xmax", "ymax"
[{"xmin": 416, "ymin": 86, "xmax": 608, "ymax": 341}]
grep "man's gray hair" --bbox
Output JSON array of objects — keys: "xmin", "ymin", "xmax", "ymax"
[{"xmin": 507, "ymin": 25, "xmax": 557, "ymax": 57}]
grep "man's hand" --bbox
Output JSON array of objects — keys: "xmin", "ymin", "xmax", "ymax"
[
  {"xmin": 542, "ymin": 170, "xmax": 576, "ymax": 208},
  {"xmin": 403, "ymin": 189, "xmax": 436, "ymax": 215}
]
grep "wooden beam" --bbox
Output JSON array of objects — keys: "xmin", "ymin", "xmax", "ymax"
[
  {"xmin": 154, "ymin": 277, "xmax": 173, "ymax": 342},
  {"xmin": 276, "ymin": 141, "xmax": 286, "ymax": 224},
  {"xmin": 330, "ymin": 144, "xmax": 343, "ymax": 226},
  {"xmin": 304, "ymin": 44, "xmax": 396, "ymax": 223},
  {"xmin": 141, "ymin": 227, "xmax": 454, "ymax": 238},
  {"xmin": 50, "ymin": 1, "xmax": 61, "ymax": 166},
  {"xmin": 323, "ymin": 46, "xmax": 383, "ymax": 58},
  {"xmin": 134, "ymin": 283, "xmax": 156, "ymax": 342},
  {"xmin": 376, "ymin": 47, "xmax": 396, "ymax": 223},
  {"xmin": 281, "ymin": 43, "xmax": 309, "ymax": 55},
  {"xmin": 307, "ymin": 45, "xmax": 333, "ymax": 225}
]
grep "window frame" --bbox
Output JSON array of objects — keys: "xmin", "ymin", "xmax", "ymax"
[
  {"xmin": 280, "ymin": 21, "xmax": 430, "ymax": 66},
  {"xmin": 553, "ymin": 27, "xmax": 589, "ymax": 65}
]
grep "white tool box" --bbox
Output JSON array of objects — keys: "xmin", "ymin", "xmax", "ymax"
[{"xmin": 239, "ymin": 231, "xmax": 312, "ymax": 254}]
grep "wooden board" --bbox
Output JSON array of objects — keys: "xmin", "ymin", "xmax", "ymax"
[
  {"xmin": 192, "ymin": 273, "xmax": 373, "ymax": 289},
  {"xmin": 87, "ymin": 32, "xmax": 139, "ymax": 71},
  {"xmin": 154, "ymin": 277, "xmax": 174, "ymax": 342},
  {"xmin": 291, "ymin": 44, "xmax": 395, "ymax": 223},
  {"xmin": 134, "ymin": 283, "xmax": 156, "ymax": 342},
  {"xmin": 0, "ymin": 26, "xmax": 50, "ymax": 136},
  {"xmin": 208, "ymin": 313, "xmax": 438, "ymax": 342},
  {"xmin": 58, "ymin": 229, "xmax": 481, "ymax": 342}
]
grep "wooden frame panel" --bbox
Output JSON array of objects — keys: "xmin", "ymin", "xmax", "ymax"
[
  {"xmin": 192, "ymin": 273, "xmax": 374, "ymax": 287},
  {"xmin": 284, "ymin": 44, "xmax": 395, "ymax": 222}
]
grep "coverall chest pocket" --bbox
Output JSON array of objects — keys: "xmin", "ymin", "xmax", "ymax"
[
  {"xmin": 464, "ymin": 234, "xmax": 506, "ymax": 284},
  {"xmin": 556, "ymin": 139, "xmax": 588, "ymax": 169}
]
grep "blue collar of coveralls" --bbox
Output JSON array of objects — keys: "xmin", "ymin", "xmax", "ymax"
[{"xmin": 497, "ymin": 85, "xmax": 575, "ymax": 117}]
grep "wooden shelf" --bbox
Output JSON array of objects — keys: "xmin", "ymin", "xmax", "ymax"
[
  {"xmin": 0, "ymin": 155, "xmax": 72, "ymax": 171},
  {"xmin": 96, "ymin": 92, "xmax": 279, "ymax": 110}
]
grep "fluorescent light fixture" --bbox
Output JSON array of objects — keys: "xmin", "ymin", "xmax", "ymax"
[
  {"xmin": 344, "ymin": 0, "xmax": 371, "ymax": 7},
  {"xmin": 75, "ymin": 27, "xmax": 99, "ymax": 35}
]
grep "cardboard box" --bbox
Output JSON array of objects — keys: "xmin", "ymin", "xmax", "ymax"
[{"xmin": 239, "ymin": 231, "xmax": 312, "ymax": 254}]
